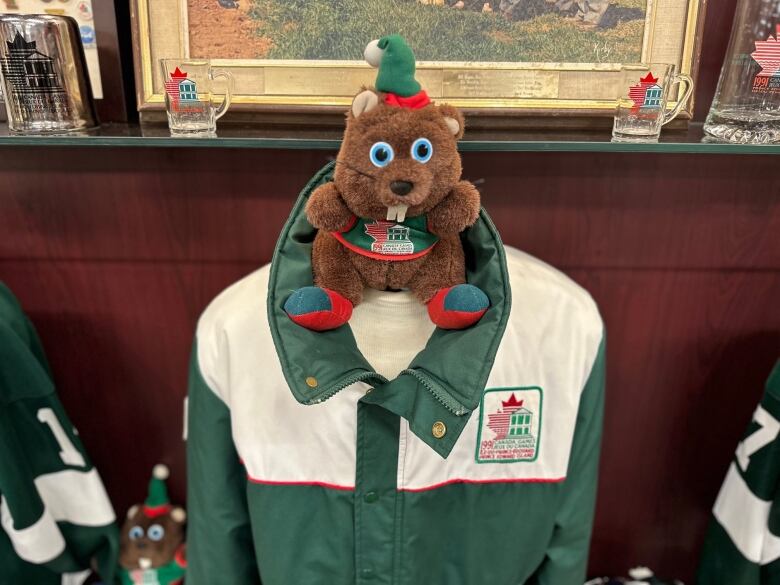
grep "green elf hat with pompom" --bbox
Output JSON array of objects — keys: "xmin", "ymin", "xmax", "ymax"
[
  {"xmin": 364, "ymin": 34, "xmax": 431, "ymax": 109},
  {"xmin": 143, "ymin": 464, "xmax": 173, "ymax": 518}
]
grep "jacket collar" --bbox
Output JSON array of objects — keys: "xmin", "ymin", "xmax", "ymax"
[{"xmin": 267, "ymin": 162, "xmax": 511, "ymax": 458}]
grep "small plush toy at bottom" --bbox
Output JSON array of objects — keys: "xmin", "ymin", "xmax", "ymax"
[
  {"xmin": 284, "ymin": 34, "xmax": 489, "ymax": 332},
  {"xmin": 118, "ymin": 465, "xmax": 186, "ymax": 585}
]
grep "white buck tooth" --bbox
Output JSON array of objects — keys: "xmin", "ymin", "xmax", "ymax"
[{"xmin": 385, "ymin": 205, "xmax": 408, "ymax": 222}]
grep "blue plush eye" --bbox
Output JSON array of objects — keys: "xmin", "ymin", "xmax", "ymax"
[
  {"xmin": 411, "ymin": 138, "xmax": 433, "ymax": 163},
  {"xmin": 147, "ymin": 524, "xmax": 165, "ymax": 541},
  {"xmin": 369, "ymin": 142, "xmax": 394, "ymax": 167},
  {"xmin": 128, "ymin": 526, "xmax": 144, "ymax": 540}
]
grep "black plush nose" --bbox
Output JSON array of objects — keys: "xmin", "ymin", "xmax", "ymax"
[{"xmin": 390, "ymin": 181, "xmax": 413, "ymax": 196}]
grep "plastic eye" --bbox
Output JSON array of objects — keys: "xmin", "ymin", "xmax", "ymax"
[
  {"xmin": 411, "ymin": 138, "xmax": 433, "ymax": 163},
  {"xmin": 369, "ymin": 142, "xmax": 394, "ymax": 167},
  {"xmin": 147, "ymin": 524, "xmax": 165, "ymax": 541},
  {"xmin": 128, "ymin": 526, "xmax": 144, "ymax": 540}
]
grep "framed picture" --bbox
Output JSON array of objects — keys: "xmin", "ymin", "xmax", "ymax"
[{"xmin": 131, "ymin": 0, "xmax": 704, "ymax": 124}]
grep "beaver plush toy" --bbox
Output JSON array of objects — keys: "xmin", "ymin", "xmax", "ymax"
[
  {"xmin": 118, "ymin": 465, "xmax": 186, "ymax": 585},
  {"xmin": 284, "ymin": 35, "xmax": 489, "ymax": 332}
]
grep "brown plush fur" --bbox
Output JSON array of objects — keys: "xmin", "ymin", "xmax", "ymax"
[{"xmin": 306, "ymin": 89, "xmax": 480, "ymax": 306}]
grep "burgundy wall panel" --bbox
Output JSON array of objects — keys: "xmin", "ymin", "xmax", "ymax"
[{"xmin": 0, "ymin": 147, "xmax": 778, "ymax": 582}]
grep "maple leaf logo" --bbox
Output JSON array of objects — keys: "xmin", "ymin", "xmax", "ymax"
[
  {"xmin": 365, "ymin": 220, "xmax": 395, "ymax": 245},
  {"xmin": 752, "ymin": 24, "xmax": 780, "ymax": 78},
  {"xmin": 627, "ymin": 71, "xmax": 662, "ymax": 112},
  {"xmin": 164, "ymin": 67, "xmax": 191, "ymax": 100},
  {"xmin": 486, "ymin": 393, "xmax": 528, "ymax": 440}
]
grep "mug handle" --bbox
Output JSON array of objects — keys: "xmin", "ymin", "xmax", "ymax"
[
  {"xmin": 210, "ymin": 69, "xmax": 234, "ymax": 121},
  {"xmin": 661, "ymin": 73, "xmax": 693, "ymax": 126}
]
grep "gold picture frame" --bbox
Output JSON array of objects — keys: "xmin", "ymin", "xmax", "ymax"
[{"xmin": 131, "ymin": 0, "xmax": 704, "ymax": 124}]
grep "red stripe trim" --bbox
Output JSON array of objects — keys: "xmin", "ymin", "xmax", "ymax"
[
  {"xmin": 247, "ymin": 475, "xmax": 354, "ymax": 491},
  {"xmin": 248, "ymin": 475, "xmax": 564, "ymax": 492},
  {"xmin": 335, "ymin": 214, "xmax": 358, "ymax": 233},
  {"xmin": 331, "ymin": 231, "xmax": 435, "ymax": 261},
  {"xmin": 399, "ymin": 477, "xmax": 566, "ymax": 493}
]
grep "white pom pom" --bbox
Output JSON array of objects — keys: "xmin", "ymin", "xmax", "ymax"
[
  {"xmin": 364, "ymin": 39, "xmax": 384, "ymax": 68},
  {"xmin": 153, "ymin": 464, "xmax": 169, "ymax": 480},
  {"xmin": 170, "ymin": 507, "xmax": 187, "ymax": 523},
  {"xmin": 628, "ymin": 567, "xmax": 654, "ymax": 580}
]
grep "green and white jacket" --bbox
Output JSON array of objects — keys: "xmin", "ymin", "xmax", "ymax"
[
  {"xmin": 187, "ymin": 164, "xmax": 606, "ymax": 585},
  {"xmin": 697, "ymin": 361, "xmax": 780, "ymax": 584},
  {"xmin": 0, "ymin": 283, "xmax": 118, "ymax": 585}
]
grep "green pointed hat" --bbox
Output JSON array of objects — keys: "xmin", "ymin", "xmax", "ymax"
[
  {"xmin": 144, "ymin": 464, "xmax": 171, "ymax": 511},
  {"xmin": 364, "ymin": 35, "xmax": 423, "ymax": 98}
]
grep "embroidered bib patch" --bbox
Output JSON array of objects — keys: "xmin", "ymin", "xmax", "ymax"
[
  {"xmin": 331, "ymin": 215, "xmax": 439, "ymax": 261},
  {"xmin": 476, "ymin": 387, "xmax": 543, "ymax": 463}
]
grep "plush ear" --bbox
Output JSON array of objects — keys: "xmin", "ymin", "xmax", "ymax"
[
  {"xmin": 126, "ymin": 504, "xmax": 139, "ymax": 519},
  {"xmin": 351, "ymin": 89, "xmax": 380, "ymax": 118},
  {"xmin": 437, "ymin": 104, "xmax": 465, "ymax": 140},
  {"xmin": 170, "ymin": 507, "xmax": 187, "ymax": 523}
]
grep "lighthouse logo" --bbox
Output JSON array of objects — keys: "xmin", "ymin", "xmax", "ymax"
[
  {"xmin": 476, "ymin": 387, "xmax": 543, "ymax": 463},
  {"xmin": 751, "ymin": 24, "xmax": 780, "ymax": 94},
  {"xmin": 365, "ymin": 220, "xmax": 414, "ymax": 255}
]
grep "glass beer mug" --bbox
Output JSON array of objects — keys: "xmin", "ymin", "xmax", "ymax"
[
  {"xmin": 160, "ymin": 59, "xmax": 233, "ymax": 136},
  {"xmin": 612, "ymin": 63, "xmax": 693, "ymax": 142}
]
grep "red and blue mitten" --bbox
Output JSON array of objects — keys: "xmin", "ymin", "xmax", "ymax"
[
  {"xmin": 284, "ymin": 286, "xmax": 353, "ymax": 331},
  {"xmin": 427, "ymin": 284, "xmax": 489, "ymax": 330}
]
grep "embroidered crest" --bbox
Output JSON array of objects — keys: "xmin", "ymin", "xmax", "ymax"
[
  {"xmin": 365, "ymin": 220, "xmax": 414, "ymax": 255},
  {"xmin": 331, "ymin": 214, "xmax": 438, "ymax": 261},
  {"xmin": 476, "ymin": 387, "xmax": 542, "ymax": 463}
]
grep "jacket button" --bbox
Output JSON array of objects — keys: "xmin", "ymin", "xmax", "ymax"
[
  {"xmin": 363, "ymin": 491, "xmax": 378, "ymax": 503},
  {"xmin": 305, "ymin": 376, "xmax": 318, "ymax": 388},
  {"xmin": 361, "ymin": 568, "xmax": 374, "ymax": 578},
  {"xmin": 432, "ymin": 421, "xmax": 446, "ymax": 439}
]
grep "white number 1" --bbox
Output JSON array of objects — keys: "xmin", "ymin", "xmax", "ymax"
[
  {"xmin": 736, "ymin": 404, "xmax": 780, "ymax": 472},
  {"xmin": 37, "ymin": 408, "xmax": 86, "ymax": 468}
]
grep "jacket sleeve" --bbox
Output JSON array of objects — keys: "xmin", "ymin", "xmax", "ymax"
[
  {"xmin": 531, "ymin": 334, "xmax": 606, "ymax": 585},
  {"xmin": 186, "ymin": 340, "xmax": 261, "ymax": 584},
  {"xmin": 0, "ymin": 321, "xmax": 119, "ymax": 585}
]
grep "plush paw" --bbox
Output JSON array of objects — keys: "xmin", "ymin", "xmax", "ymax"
[
  {"xmin": 284, "ymin": 287, "xmax": 353, "ymax": 331},
  {"xmin": 427, "ymin": 284, "xmax": 489, "ymax": 330}
]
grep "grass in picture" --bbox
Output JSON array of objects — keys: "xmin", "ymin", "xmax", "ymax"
[{"xmin": 246, "ymin": 0, "xmax": 646, "ymax": 63}]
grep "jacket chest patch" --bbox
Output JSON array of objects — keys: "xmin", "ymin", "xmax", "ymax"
[{"xmin": 476, "ymin": 387, "xmax": 543, "ymax": 463}]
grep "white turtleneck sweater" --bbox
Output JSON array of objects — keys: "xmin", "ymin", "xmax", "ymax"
[{"xmin": 349, "ymin": 289, "xmax": 436, "ymax": 380}]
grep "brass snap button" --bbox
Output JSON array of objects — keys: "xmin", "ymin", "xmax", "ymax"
[
  {"xmin": 305, "ymin": 376, "xmax": 318, "ymax": 388},
  {"xmin": 365, "ymin": 387, "xmax": 373, "ymax": 395},
  {"xmin": 432, "ymin": 421, "xmax": 446, "ymax": 439}
]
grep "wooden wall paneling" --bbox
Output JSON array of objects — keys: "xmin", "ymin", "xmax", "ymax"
[{"xmin": 1, "ymin": 147, "xmax": 778, "ymax": 583}]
